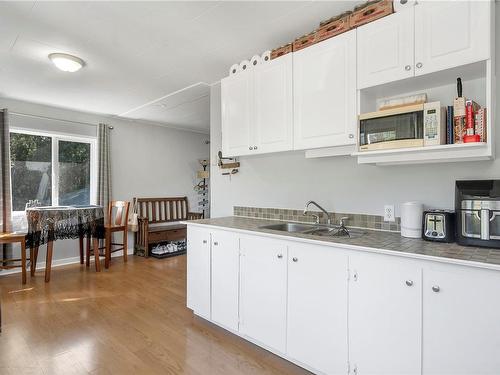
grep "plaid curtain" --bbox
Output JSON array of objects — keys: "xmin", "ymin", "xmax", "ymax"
[
  {"xmin": 96, "ymin": 123, "xmax": 112, "ymax": 213},
  {"xmin": 0, "ymin": 109, "xmax": 13, "ymax": 261}
]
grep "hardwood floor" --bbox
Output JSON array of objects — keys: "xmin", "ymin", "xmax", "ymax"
[{"xmin": 0, "ymin": 255, "xmax": 310, "ymax": 375}]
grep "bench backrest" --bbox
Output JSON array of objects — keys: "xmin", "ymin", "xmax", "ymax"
[{"xmin": 134, "ymin": 197, "xmax": 189, "ymax": 223}]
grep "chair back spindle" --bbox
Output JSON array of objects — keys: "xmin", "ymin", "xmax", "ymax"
[{"xmin": 107, "ymin": 201, "xmax": 130, "ymax": 227}]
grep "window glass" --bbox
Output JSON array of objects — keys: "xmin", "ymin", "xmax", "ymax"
[
  {"xmin": 10, "ymin": 133, "xmax": 52, "ymax": 211},
  {"xmin": 58, "ymin": 140, "xmax": 91, "ymax": 206}
]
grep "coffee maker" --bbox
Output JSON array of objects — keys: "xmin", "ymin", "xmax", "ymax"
[{"xmin": 456, "ymin": 180, "xmax": 500, "ymax": 248}]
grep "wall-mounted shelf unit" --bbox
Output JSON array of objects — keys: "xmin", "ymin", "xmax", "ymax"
[{"xmin": 355, "ymin": 58, "xmax": 495, "ymax": 166}]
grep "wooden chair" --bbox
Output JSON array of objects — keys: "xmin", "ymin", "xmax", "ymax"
[
  {"xmin": 0, "ymin": 232, "xmax": 30, "ymax": 284},
  {"xmin": 87, "ymin": 201, "xmax": 130, "ymax": 269}
]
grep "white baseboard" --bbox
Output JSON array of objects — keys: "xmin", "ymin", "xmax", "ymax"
[{"xmin": 0, "ymin": 249, "xmax": 134, "ymax": 277}]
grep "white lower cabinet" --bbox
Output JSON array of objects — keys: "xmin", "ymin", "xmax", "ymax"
[
  {"xmin": 239, "ymin": 235, "xmax": 288, "ymax": 353},
  {"xmin": 187, "ymin": 225, "xmax": 500, "ymax": 375},
  {"xmin": 349, "ymin": 253, "xmax": 422, "ymax": 375},
  {"xmin": 186, "ymin": 226, "xmax": 211, "ymax": 319},
  {"xmin": 211, "ymin": 230, "xmax": 240, "ymax": 332},
  {"xmin": 422, "ymin": 263, "xmax": 500, "ymax": 375},
  {"xmin": 287, "ymin": 243, "xmax": 348, "ymax": 375}
]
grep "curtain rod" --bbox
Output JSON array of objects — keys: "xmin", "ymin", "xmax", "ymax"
[{"xmin": 9, "ymin": 111, "xmax": 113, "ymax": 129}]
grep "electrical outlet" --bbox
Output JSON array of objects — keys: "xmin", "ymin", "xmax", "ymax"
[{"xmin": 384, "ymin": 205, "xmax": 395, "ymax": 222}]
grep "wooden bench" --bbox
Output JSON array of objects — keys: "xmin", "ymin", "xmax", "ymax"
[{"xmin": 134, "ymin": 197, "xmax": 202, "ymax": 257}]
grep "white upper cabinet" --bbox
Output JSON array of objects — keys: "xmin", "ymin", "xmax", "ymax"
[
  {"xmin": 211, "ymin": 230, "xmax": 240, "ymax": 332},
  {"xmin": 221, "ymin": 54, "xmax": 293, "ymax": 157},
  {"xmin": 221, "ymin": 72, "xmax": 253, "ymax": 157},
  {"xmin": 414, "ymin": 0, "xmax": 491, "ymax": 76},
  {"xmin": 423, "ymin": 263, "xmax": 500, "ymax": 374},
  {"xmin": 357, "ymin": 8, "xmax": 415, "ymax": 89},
  {"xmin": 254, "ymin": 54, "xmax": 293, "ymax": 154},
  {"xmin": 357, "ymin": 1, "xmax": 492, "ymax": 89},
  {"xmin": 349, "ymin": 253, "xmax": 422, "ymax": 375},
  {"xmin": 287, "ymin": 243, "xmax": 348, "ymax": 375},
  {"xmin": 239, "ymin": 235, "xmax": 288, "ymax": 353},
  {"xmin": 293, "ymin": 30, "xmax": 357, "ymax": 150}
]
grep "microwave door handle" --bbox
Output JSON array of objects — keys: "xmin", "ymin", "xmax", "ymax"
[{"xmin": 480, "ymin": 209, "xmax": 490, "ymax": 240}]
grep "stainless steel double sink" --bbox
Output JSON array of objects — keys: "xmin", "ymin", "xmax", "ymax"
[{"xmin": 259, "ymin": 222, "xmax": 365, "ymax": 239}]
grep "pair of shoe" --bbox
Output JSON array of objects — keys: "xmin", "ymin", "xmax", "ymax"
[{"xmin": 151, "ymin": 243, "xmax": 178, "ymax": 255}]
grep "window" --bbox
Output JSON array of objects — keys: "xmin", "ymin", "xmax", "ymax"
[{"xmin": 10, "ymin": 130, "xmax": 96, "ymax": 212}]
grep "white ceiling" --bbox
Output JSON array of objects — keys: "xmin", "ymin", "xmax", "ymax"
[{"xmin": 0, "ymin": 1, "xmax": 360, "ymax": 133}]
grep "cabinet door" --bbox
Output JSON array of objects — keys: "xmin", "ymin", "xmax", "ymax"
[
  {"xmin": 253, "ymin": 54, "xmax": 293, "ymax": 154},
  {"xmin": 414, "ymin": 0, "xmax": 491, "ymax": 76},
  {"xmin": 293, "ymin": 30, "xmax": 357, "ymax": 150},
  {"xmin": 239, "ymin": 235, "xmax": 288, "ymax": 353},
  {"xmin": 423, "ymin": 263, "xmax": 500, "ymax": 374},
  {"xmin": 186, "ymin": 226, "xmax": 211, "ymax": 319},
  {"xmin": 210, "ymin": 230, "xmax": 240, "ymax": 332},
  {"xmin": 349, "ymin": 253, "xmax": 422, "ymax": 375},
  {"xmin": 221, "ymin": 71, "xmax": 253, "ymax": 157},
  {"xmin": 357, "ymin": 9, "xmax": 414, "ymax": 89},
  {"xmin": 287, "ymin": 243, "xmax": 348, "ymax": 375}
]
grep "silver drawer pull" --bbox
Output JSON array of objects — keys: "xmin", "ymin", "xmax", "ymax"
[
  {"xmin": 405, "ymin": 65, "xmax": 411, "ymax": 71},
  {"xmin": 213, "ymin": 241, "xmax": 219, "ymax": 246},
  {"xmin": 202, "ymin": 240, "xmax": 207, "ymax": 244},
  {"xmin": 405, "ymin": 280, "xmax": 413, "ymax": 287},
  {"xmin": 432, "ymin": 285, "xmax": 440, "ymax": 293},
  {"xmin": 277, "ymin": 254, "xmax": 283, "ymax": 259},
  {"xmin": 292, "ymin": 257, "xmax": 298, "ymax": 262}
]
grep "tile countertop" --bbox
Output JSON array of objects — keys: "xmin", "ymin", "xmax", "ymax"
[{"xmin": 185, "ymin": 216, "xmax": 500, "ymax": 271}]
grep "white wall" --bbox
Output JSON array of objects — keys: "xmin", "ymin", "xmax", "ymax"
[
  {"xmin": 210, "ymin": 8, "xmax": 500, "ymax": 219},
  {"xmin": 1, "ymin": 97, "xmax": 209, "ymax": 266}
]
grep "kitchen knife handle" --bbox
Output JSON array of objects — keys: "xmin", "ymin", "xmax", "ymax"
[{"xmin": 457, "ymin": 77, "xmax": 462, "ymax": 97}]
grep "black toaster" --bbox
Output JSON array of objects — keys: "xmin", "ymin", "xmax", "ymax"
[{"xmin": 422, "ymin": 210, "xmax": 455, "ymax": 243}]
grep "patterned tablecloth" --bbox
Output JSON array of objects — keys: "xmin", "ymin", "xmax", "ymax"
[{"xmin": 25, "ymin": 205, "xmax": 105, "ymax": 248}]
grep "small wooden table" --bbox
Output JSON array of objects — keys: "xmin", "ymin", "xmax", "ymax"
[{"xmin": 25, "ymin": 205, "xmax": 105, "ymax": 282}]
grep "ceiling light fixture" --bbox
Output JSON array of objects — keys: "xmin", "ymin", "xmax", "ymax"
[{"xmin": 48, "ymin": 53, "xmax": 84, "ymax": 72}]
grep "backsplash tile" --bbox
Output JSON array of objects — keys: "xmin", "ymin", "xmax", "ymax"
[{"xmin": 233, "ymin": 206, "xmax": 401, "ymax": 232}]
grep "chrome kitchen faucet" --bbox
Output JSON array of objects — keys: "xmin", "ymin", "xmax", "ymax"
[{"xmin": 303, "ymin": 200, "xmax": 331, "ymax": 225}]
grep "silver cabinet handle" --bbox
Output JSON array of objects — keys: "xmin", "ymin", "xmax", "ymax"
[
  {"xmin": 249, "ymin": 146, "xmax": 253, "ymax": 150},
  {"xmin": 416, "ymin": 62, "xmax": 423, "ymax": 69},
  {"xmin": 348, "ymin": 133, "xmax": 354, "ymax": 139},
  {"xmin": 292, "ymin": 257, "xmax": 298, "ymax": 262},
  {"xmin": 432, "ymin": 285, "xmax": 440, "ymax": 293},
  {"xmin": 254, "ymin": 145, "xmax": 258, "ymax": 150},
  {"xmin": 277, "ymin": 254, "xmax": 283, "ymax": 259},
  {"xmin": 202, "ymin": 240, "xmax": 207, "ymax": 244},
  {"xmin": 405, "ymin": 280, "xmax": 413, "ymax": 287},
  {"xmin": 405, "ymin": 65, "xmax": 411, "ymax": 71},
  {"xmin": 213, "ymin": 241, "xmax": 219, "ymax": 246}
]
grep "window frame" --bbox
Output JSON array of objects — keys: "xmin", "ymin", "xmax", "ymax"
[{"xmin": 9, "ymin": 127, "xmax": 98, "ymax": 213}]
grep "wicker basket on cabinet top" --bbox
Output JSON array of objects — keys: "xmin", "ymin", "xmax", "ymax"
[
  {"xmin": 271, "ymin": 43, "xmax": 293, "ymax": 60},
  {"xmin": 292, "ymin": 32, "xmax": 317, "ymax": 52},
  {"xmin": 349, "ymin": 0, "xmax": 393, "ymax": 28},
  {"xmin": 316, "ymin": 12, "xmax": 352, "ymax": 43}
]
